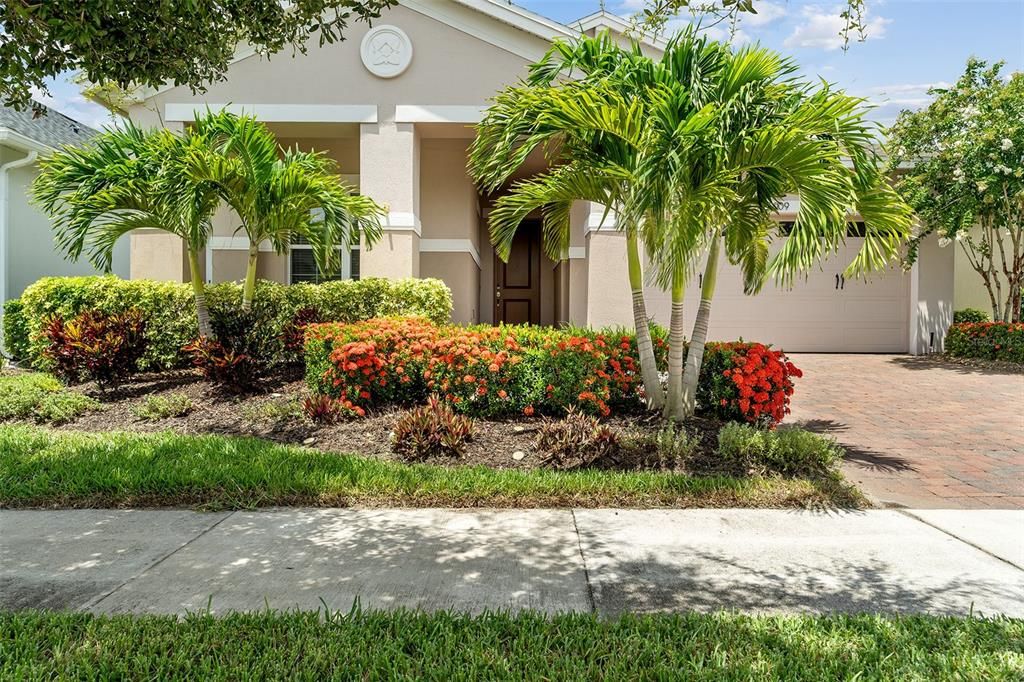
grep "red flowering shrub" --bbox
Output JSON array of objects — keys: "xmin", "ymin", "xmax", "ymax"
[
  {"xmin": 946, "ymin": 322, "xmax": 1024, "ymax": 363},
  {"xmin": 306, "ymin": 318, "xmax": 802, "ymax": 423},
  {"xmin": 697, "ymin": 342, "xmax": 802, "ymax": 427}
]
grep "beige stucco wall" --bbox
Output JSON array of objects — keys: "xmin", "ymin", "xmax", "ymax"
[
  {"xmin": 3, "ymin": 158, "xmax": 129, "ymax": 298},
  {"xmin": 421, "ymin": 252, "xmax": 475, "ymax": 323},
  {"xmin": 128, "ymin": 4, "xmax": 536, "ymax": 127},
  {"xmin": 912, "ymin": 233, "xmax": 955, "ymax": 353},
  {"xmin": 952, "ymin": 226, "xmax": 1013, "ymax": 317}
]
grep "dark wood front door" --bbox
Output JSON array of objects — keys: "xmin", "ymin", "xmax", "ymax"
[{"xmin": 495, "ymin": 222, "xmax": 541, "ymax": 325}]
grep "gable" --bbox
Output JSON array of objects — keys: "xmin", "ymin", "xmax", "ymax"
[{"xmin": 134, "ymin": 3, "xmax": 551, "ymax": 126}]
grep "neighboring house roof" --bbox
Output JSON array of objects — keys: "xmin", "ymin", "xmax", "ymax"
[{"xmin": 0, "ymin": 101, "xmax": 98, "ymax": 152}]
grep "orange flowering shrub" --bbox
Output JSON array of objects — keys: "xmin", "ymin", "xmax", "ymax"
[
  {"xmin": 305, "ymin": 318, "xmax": 654, "ymax": 418},
  {"xmin": 696, "ymin": 342, "xmax": 802, "ymax": 427}
]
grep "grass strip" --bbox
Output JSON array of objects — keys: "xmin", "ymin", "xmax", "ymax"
[
  {"xmin": 0, "ymin": 424, "xmax": 864, "ymax": 510},
  {"xmin": 1, "ymin": 608, "xmax": 1021, "ymax": 680}
]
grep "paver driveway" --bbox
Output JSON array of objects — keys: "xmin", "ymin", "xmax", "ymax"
[{"xmin": 788, "ymin": 354, "xmax": 1024, "ymax": 509}]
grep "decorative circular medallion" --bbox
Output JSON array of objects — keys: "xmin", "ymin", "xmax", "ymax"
[{"xmin": 360, "ymin": 25, "xmax": 413, "ymax": 79}]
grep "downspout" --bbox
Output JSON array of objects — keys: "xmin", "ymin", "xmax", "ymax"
[{"xmin": 0, "ymin": 148, "xmax": 39, "ymax": 360}]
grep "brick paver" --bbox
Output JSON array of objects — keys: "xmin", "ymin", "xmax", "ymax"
[{"xmin": 787, "ymin": 354, "xmax": 1024, "ymax": 509}]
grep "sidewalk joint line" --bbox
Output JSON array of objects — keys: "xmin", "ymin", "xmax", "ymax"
[
  {"xmin": 82, "ymin": 510, "xmax": 237, "ymax": 611},
  {"xmin": 896, "ymin": 510, "xmax": 1023, "ymax": 572},
  {"xmin": 570, "ymin": 509, "xmax": 597, "ymax": 614}
]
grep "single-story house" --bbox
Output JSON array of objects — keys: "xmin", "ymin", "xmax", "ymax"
[
  {"xmin": 116, "ymin": 0, "xmax": 957, "ymax": 353},
  {"xmin": 1, "ymin": 102, "xmax": 129, "ymax": 314}
]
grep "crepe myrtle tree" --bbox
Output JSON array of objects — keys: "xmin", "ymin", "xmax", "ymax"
[
  {"xmin": 0, "ymin": 0, "xmax": 394, "ymax": 112},
  {"xmin": 888, "ymin": 59, "xmax": 1024, "ymax": 323}
]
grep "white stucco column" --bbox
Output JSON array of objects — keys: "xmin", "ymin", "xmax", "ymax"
[{"xmin": 359, "ymin": 121, "xmax": 420, "ymax": 279}]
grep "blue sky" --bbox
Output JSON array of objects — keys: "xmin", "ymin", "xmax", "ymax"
[{"xmin": 35, "ymin": 0, "xmax": 1024, "ymax": 130}]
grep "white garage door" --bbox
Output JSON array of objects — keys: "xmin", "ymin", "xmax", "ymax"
[{"xmin": 644, "ymin": 236, "xmax": 910, "ymax": 353}]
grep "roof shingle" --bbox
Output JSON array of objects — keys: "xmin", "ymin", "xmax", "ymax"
[{"xmin": 0, "ymin": 101, "xmax": 98, "ymax": 149}]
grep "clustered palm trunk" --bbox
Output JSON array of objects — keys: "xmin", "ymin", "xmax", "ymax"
[{"xmin": 469, "ymin": 30, "xmax": 912, "ymax": 423}]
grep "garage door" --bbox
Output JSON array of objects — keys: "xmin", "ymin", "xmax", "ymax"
[{"xmin": 643, "ymin": 237, "xmax": 910, "ymax": 353}]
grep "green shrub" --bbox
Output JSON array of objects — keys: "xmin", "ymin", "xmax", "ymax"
[
  {"xmin": 717, "ymin": 423, "xmax": 843, "ymax": 477},
  {"xmin": 0, "ymin": 373, "xmax": 98, "ymax": 424},
  {"xmin": 10, "ymin": 276, "xmax": 452, "ymax": 371},
  {"xmin": 946, "ymin": 322, "xmax": 1024, "ymax": 363},
  {"xmin": 2, "ymin": 298, "xmax": 29, "ymax": 360},
  {"xmin": 392, "ymin": 396, "xmax": 474, "ymax": 461},
  {"xmin": 953, "ymin": 308, "xmax": 989, "ymax": 324},
  {"xmin": 624, "ymin": 422, "xmax": 700, "ymax": 469},
  {"xmin": 133, "ymin": 394, "xmax": 194, "ymax": 420}
]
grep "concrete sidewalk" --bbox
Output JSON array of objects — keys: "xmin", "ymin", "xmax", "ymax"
[{"xmin": 2, "ymin": 509, "xmax": 1022, "ymax": 617}]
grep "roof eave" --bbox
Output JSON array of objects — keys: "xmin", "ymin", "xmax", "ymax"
[{"xmin": 0, "ymin": 127, "xmax": 53, "ymax": 154}]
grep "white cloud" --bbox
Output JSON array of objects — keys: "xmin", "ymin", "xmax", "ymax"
[
  {"xmin": 29, "ymin": 77, "xmax": 114, "ymax": 130},
  {"xmin": 853, "ymin": 82, "xmax": 949, "ymax": 124},
  {"xmin": 784, "ymin": 5, "xmax": 891, "ymax": 51},
  {"xmin": 743, "ymin": 1, "xmax": 788, "ymax": 27}
]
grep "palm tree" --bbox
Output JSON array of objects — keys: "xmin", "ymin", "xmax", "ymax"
[
  {"xmin": 470, "ymin": 35, "xmax": 668, "ymax": 410},
  {"xmin": 185, "ymin": 111, "xmax": 384, "ymax": 310},
  {"xmin": 31, "ymin": 122, "xmax": 220, "ymax": 338},
  {"xmin": 647, "ymin": 40, "xmax": 914, "ymax": 419}
]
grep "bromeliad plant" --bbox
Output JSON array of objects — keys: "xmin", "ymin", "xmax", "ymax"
[{"xmin": 391, "ymin": 396, "xmax": 474, "ymax": 461}]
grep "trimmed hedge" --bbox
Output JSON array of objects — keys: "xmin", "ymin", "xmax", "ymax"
[
  {"xmin": 946, "ymin": 321, "xmax": 1024, "ymax": 363},
  {"xmin": 4, "ymin": 276, "xmax": 452, "ymax": 370}
]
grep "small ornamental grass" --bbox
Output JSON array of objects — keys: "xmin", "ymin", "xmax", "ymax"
[
  {"xmin": 946, "ymin": 321, "xmax": 1024, "ymax": 363},
  {"xmin": 0, "ymin": 373, "xmax": 98, "ymax": 425}
]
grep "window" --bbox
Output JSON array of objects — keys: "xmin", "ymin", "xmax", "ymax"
[
  {"xmin": 289, "ymin": 234, "xmax": 360, "ymax": 284},
  {"xmin": 289, "ymin": 208, "xmax": 359, "ymax": 284}
]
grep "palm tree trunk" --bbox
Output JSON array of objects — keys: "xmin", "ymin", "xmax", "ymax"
[
  {"xmin": 187, "ymin": 249, "xmax": 214, "ymax": 339},
  {"xmin": 680, "ymin": 234, "xmax": 721, "ymax": 419},
  {"xmin": 242, "ymin": 241, "xmax": 259, "ymax": 312},
  {"xmin": 626, "ymin": 228, "xmax": 664, "ymax": 410},
  {"xmin": 662, "ymin": 266, "xmax": 686, "ymax": 421}
]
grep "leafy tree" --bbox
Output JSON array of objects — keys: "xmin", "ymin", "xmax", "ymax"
[
  {"xmin": 1, "ymin": 0, "xmax": 394, "ymax": 111},
  {"xmin": 888, "ymin": 59, "xmax": 1024, "ymax": 323},
  {"xmin": 31, "ymin": 123, "xmax": 221, "ymax": 338},
  {"xmin": 184, "ymin": 111, "xmax": 384, "ymax": 310}
]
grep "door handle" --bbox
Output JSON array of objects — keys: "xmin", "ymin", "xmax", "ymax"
[
  {"xmin": 495, "ymin": 288, "xmax": 501, "ymax": 300},
  {"xmin": 841, "ymin": 275, "xmax": 845, "ymax": 290},
  {"xmin": 835, "ymin": 274, "xmax": 840, "ymax": 290}
]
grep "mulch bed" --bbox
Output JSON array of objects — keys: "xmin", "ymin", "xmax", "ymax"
[{"xmin": 52, "ymin": 368, "xmax": 729, "ymax": 473}]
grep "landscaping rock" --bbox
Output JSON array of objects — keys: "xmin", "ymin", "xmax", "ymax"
[
  {"xmin": 512, "ymin": 451, "xmax": 526, "ymax": 461},
  {"xmin": 302, "ymin": 437, "xmax": 316, "ymax": 445}
]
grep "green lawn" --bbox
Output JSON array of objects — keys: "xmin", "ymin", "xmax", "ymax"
[
  {"xmin": 0, "ymin": 424, "xmax": 864, "ymax": 510},
  {"xmin": 2, "ymin": 609, "xmax": 1020, "ymax": 680}
]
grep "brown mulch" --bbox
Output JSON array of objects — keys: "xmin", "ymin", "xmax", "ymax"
[{"xmin": 49, "ymin": 368, "xmax": 728, "ymax": 472}]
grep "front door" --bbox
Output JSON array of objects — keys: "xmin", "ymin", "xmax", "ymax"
[{"xmin": 495, "ymin": 222, "xmax": 541, "ymax": 325}]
